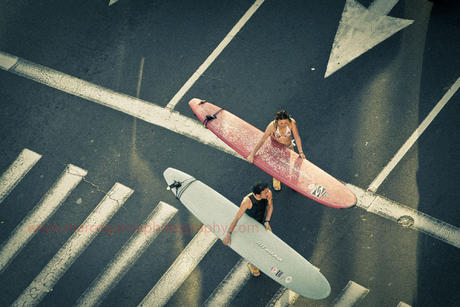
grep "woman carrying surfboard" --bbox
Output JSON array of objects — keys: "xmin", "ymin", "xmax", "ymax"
[
  {"xmin": 247, "ymin": 110, "xmax": 306, "ymax": 191},
  {"xmin": 222, "ymin": 183, "xmax": 273, "ymax": 276}
]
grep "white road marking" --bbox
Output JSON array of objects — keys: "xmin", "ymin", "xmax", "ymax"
[
  {"xmin": 266, "ymin": 287, "xmax": 299, "ymax": 307},
  {"xmin": 0, "ymin": 51, "xmax": 18, "ymax": 70},
  {"xmin": 325, "ymin": 0, "xmax": 413, "ymax": 78},
  {"xmin": 203, "ymin": 259, "xmax": 251, "ymax": 307},
  {"xmin": 368, "ymin": 76, "xmax": 460, "ymax": 192},
  {"xmin": 0, "ymin": 164, "xmax": 87, "ymax": 273},
  {"xmin": 0, "ymin": 148, "xmax": 42, "ymax": 204},
  {"xmin": 347, "ymin": 183, "xmax": 460, "ymax": 248},
  {"xmin": 1, "ymin": 51, "xmax": 458, "ymax": 248},
  {"xmin": 76, "ymin": 201, "xmax": 177, "ymax": 307},
  {"xmin": 138, "ymin": 226, "xmax": 218, "ymax": 307},
  {"xmin": 12, "ymin": 183, "xmax": 133, "ymax": 307},
  {"xmin": 368, "ymin": 0, "xmax": 399, "ymax": 15},
  {"xmin": 136, "ymin": 57, "xmax": 145, "ymax": 98},
  {"xmin": 165, "ymin": 0, "xmax": 265, "ymax": 110},
  {"xmin": 332, "ymin": 281, "xmax": 370, "ymax": 307},
  {"xmin": 0, "ymin": 51, "xmax": 240, "ymax": 160},
  {"xmin": 397, "ymin": 302, "xmax": 411, "ymax": 307}
]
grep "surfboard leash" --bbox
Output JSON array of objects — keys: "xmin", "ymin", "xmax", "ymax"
[
  {"xmin": 167, "ymin": 178, "xmax": 198, "ymax": 200},
  {"xmin": 203, "ymin": 108, "xmax": 224, "ymax": 127}
]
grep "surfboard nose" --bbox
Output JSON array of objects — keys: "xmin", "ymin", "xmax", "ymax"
[
  {"xmin": 316, "ymin": 278, "xmax": 331, "ymax": 300},
  {"xmin": 297, "ymin": 270, "xmax": 331, "ymax": 300},
  {"xmin": 188, "ymin": 98, "xmax": 202, "ymax": 108},
  {"xmin": 163, "ymin": 168, "xmax": 195, "ymax": 186}
]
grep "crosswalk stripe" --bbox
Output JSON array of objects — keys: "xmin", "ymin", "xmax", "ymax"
[
  {"xmin": 332, "ymin": 281, "xmax": 369, "ymax": 307},
  {"xmin": 266, "ymin": 287, "xmax": 299, "ymax": 307},
  {"xmin": 138, "ymin": 226, "xmax": 218, "ymax": 307},
  {"xmin": 75, "ymin": 201, "xmax": 178, "ymax": 307},
  {"xmin": 0, "ymin": 164, "xmax": 87, "ymax": 273},
  {"xmin": 0, "ymin": 148, "xmax": 42, "ymax": 204},
  {"xmin": 203, "ymin": 259, "xmax": 251, "ymax": 307},
  {"xmin": 11, "ymin": 183, "xmax": 133, "ymax": 307}
]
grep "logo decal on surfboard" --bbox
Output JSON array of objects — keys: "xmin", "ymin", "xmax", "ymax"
[
  {"xmin": 271, "ymin": 267, "xmax": 285, "ymax": 278},
  {"xmin": 272, "ymin": 267, "xmax": 284, "ymax": 278},
  {"xmin": 257, "ymin": 241, "xmax": 283, "ymax": 262},
  {"xmin": 309, "ymin": 184, "xmax": 328, "ymax": 199}
]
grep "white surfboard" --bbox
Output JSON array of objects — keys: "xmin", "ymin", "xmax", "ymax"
[{"xmin": 163, "ymin": 167, "xmax": 331, "ymax": 300}]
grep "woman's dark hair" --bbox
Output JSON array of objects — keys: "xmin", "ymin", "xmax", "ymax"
[
  {"xmin": 252, "ymin": 182, "xmax": 268, "ymax": 195},
  {"xmin": 274, "ymin": 110, "xmax": 291, "ymax": 122}
]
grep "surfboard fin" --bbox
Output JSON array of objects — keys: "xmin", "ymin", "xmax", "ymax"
[{"xmin": 166, "ymin": 181, "xmax": 182, "ymax": 191}]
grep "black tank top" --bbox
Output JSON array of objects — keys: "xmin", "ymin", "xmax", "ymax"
[{"xmin": 246, "ymin": 194, "xmax": 267, "ymax": 223}]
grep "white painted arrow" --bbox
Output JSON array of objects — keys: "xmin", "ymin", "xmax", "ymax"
[{"xmin": 324, "ymin": 0, "xmax": 414, "ymax": 78}]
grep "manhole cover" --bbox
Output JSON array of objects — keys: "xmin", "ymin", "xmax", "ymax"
[{"xmin": 397, "ymin": 215, "xmax": 414, "ymax": 227}]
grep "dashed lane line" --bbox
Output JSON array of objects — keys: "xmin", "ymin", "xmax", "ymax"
[
  {"xmin": 0, "ymin": 148, "xmax": 42, "ymax": 204},
  {"xmin": 12, "ymin": 183, "xmax": 133, "ymax": 307},
  {"xmin": 76, "ymin": 202, "xmax": 177, "ymax": 307},
  {"xmin": 0, "ymin": 164, "xmax": 87, "ymax": 273}
]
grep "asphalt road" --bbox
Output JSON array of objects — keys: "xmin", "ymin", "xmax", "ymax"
[{"xmin": 0, "ymin": 0, "xmax": 459, "ymax": 306}]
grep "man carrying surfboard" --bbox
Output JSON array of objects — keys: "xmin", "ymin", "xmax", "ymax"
[
  {"xmin": 247, "ymin": 110, "xmax": 307, "ymax": 191},
  {"xmin": 222, "ymin": 183, "xmax": 273, "ymax": 276}
]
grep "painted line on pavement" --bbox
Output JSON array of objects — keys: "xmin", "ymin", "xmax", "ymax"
[
  {"xmin": 12, "ymin": 183, "xmax": 133, "ymax": 307},
  {"xmin": 165, "ymin": 0, "xmax": 265, "ymax": 110},
  {"xmin": 76, "ymin": 201, "xmax": 177, "ymax": 307},
  {"xmin": 347, "ymin": 183, "xmax": 460, "ymax": 248},
  {"xmin": 332, "ymin": 280, "xmax": 369, "ymax": 307},
  {"xmin": 136, "ymin": 57, "xmax": 145, "ymax": 98},
  {"xmin": 0, "ymin": 52, "xmax": 18, "ymax": 70},
  {"xmin": 0, "ymin": 148, "xmax": 42, "ymax": 204},
  {"xmin": 138, "ymin": 226, "xmax": 218, "ymax": 307},
  {"xmin": 2, "ymin": 51, "xmax": 458, "ymax": 248},
  {"xmin": 0, "ymin": 51, "xmax": 240, "ymax": 160},
  {"xmin": 0, "ymin": 164, "xmax": 87, "ymax": 273},
  {"xmin": 368, "ymin": 76, "xmax": 460, "ymax": 192},
  {"xmin": 324, "ymin": 0, "xmax": 414, "ymax": 78},
  {"xmin": 203, "ymin": 259, "xmax": 251, "ymax": 307},
  {"xmin": 266, "ymin": 287, "xmax": 299, "ymax": 307}
]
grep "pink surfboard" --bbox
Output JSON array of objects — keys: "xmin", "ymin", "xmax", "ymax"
[{"xmin": 189, "ymin": 98, "xmax": 356, "ymax": 209}]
